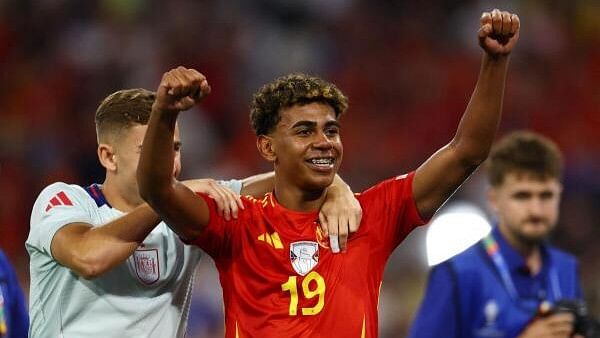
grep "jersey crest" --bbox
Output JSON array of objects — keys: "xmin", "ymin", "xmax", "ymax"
[
  {"xmin": 290, "ymin": 241, "xmax": 319, "ymax": 276},
  {"xmin": 132, "ymin": 249, "xmax": 160, "ymax": 285}
]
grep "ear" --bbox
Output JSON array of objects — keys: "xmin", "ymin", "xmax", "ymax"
[
  {"xmin": 256, "ymin": 135, "xmax": 276, "ymax": 162},
  {"xmin": 97, "ymin": 143, "xmax": 117, "ymax": 172}
]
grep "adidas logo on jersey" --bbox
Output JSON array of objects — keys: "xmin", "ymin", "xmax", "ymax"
[
  {"xmin": 257, "ymin": 232, "xmax": 284, "ymax": 249},
  {"xmin": 45, "ymin": 191, "xmax": 73, "ymax": 212}
]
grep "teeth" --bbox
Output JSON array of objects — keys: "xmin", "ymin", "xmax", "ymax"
[{"xmin": 310, "ymin": 158, "xmax": 333, "ymax": 165}]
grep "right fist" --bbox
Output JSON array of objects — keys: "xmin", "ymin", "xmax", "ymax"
[
  {"xmin": 154, "ymin": 66, "xmax": 211, "ymax": 113},
  {"xmin": 478, "ymin": 9, "xmax": 520, "ymax": 56}
]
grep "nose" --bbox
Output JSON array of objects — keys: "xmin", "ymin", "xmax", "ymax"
[
  {"xmin": 527, "ymin": 197, "xmax": 544, "ymax": 216},
  {"xmin": 312, "ymin": 131, "xmax": 333, "ymax": 150}
]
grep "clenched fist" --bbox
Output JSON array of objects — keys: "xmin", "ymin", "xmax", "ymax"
[
  {"xmin": 153, "ymin": 66, "xmax": 211, "ymax": 114},
  {"xmin": 479, "ymin": 9, "xmax": 520, "ymax": 56}
]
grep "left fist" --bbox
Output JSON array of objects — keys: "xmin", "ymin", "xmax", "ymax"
[{"xmin": 479, "ymin": 9, "xmax": 520, "ymax": 56}]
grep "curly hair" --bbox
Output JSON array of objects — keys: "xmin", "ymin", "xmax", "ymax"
[
  {"xmin": 250, "ymin": 73, "xmax": 349, "ymax": 136},
  {"xmin": 95, "ymin": 88, "xmax": 156, "ymax": 143},
  {"xmin": 486, "ymin": 131, "xmax": 563, "ymax": 186}
]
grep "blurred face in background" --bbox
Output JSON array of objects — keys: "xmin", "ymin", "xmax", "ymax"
[{"xmin": 489, "ymin": 172, "xmax": 562, "ymax": 247}]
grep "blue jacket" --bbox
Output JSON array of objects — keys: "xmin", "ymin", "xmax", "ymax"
[
  {"xmin": 0, "ymin": 250, "xmax": 28, "ymax": 338},
  {"xmin": 408, "ymin": 227, "xmax": 581, "ymax": 338}
]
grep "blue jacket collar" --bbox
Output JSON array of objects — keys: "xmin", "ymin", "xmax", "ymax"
[{"xmin": 491, "ymin": 226, "xmax": 549, "ymax": 276}]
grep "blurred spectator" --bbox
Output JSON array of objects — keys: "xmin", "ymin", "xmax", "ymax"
[{"xmin": 0, "ymin": 250, "xmax": 28, "ymax": 338}]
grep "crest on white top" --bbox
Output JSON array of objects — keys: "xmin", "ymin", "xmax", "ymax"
[{"xmin": 133, "ymin": 249, "xmax": 160, "ymax": 285}]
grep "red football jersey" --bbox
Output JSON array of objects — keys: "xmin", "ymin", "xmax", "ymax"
[{"xmin": 191, "ymin": 172, "xmax": 425, "ymax": 338}]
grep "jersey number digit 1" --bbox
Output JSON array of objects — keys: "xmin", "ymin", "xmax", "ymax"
[{"xmin": 281, "ymin": 271, "xmax": 325, "ymax": 316}]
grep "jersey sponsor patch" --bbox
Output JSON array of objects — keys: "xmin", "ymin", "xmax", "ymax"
[
  {"xmin": 290, "ymin": 241, "xmax": 319, "ymax": 276},
  {"xmin": 133, "ymin": 249, "xmax": 160, "ymax": 285},
  {"xmin": 45, "ymin": 191, "xmax": 73, "ymax": 212}
]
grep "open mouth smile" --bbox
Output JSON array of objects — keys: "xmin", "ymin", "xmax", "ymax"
[{"xmin": 306, "ymin": 157, "xmax": 336, "ymax": 171}]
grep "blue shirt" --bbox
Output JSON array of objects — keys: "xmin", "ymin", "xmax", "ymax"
[
  {"xmin": 0, "ymin": 250, "xmax": 28, "ymax": 338},
  {"xmin": 408, "ymin": 227, "xmax": 582, "ymax": 338}
]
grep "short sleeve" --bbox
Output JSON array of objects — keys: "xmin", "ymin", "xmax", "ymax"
[
  {"xmin": 408, "ymin": 262, "xmax": 460, "ymax": 338},
  {"xmin": 27, "ymin": 183, "xmax": 93, "ymax": 257},
  {"xmin": 359, "ymin": 171, "xmax": 427, "ymax": 253},
  {"xmin": 217, "ymin": 179, "xmax": 243, "ymax": 195}
]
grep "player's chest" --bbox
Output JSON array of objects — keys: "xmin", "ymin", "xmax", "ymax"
[{"xmin": 234, "ymin": 219, "xmax": 369, "ymax": 279}]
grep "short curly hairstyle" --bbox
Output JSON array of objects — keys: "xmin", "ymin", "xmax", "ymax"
[
  {"xmin": 95, "ymin": 88, "xmax": 156, "ymax": 144},
  {"xmin": 486, "ymin": 131, "xmax": 563, "ymax": 186},
  {"xmin": 250, "ymin": 73, "xmax": 349, "ymax": 136}
]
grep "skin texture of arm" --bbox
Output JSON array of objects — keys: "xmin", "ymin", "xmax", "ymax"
[
  {"xmin": 51, "ymin": 204, "xmax": 160, "ymax": 279},
  {"xmin": 137, "ymin": 67, "xmax": 214, "ymax": 243},
  {"xmin": 413, "ymin": 9, "xmax": 520, "ymax": 220}
]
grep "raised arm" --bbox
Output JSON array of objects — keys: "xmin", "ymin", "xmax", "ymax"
[
  {"xmin": 413, "ymin": 9, "xmax": 520, "ymax": 220},
  {"xmin": 138, "ymin": 67, "xmax": 213, "ymax": 242}
]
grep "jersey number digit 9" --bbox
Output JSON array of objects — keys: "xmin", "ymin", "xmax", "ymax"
[{"xmin": 281, "ymin": 271, "xmax": 326, "ymax": 316}]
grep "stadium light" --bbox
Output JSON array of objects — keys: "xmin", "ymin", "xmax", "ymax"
[{"xmin": 425, "ymin": 202, "xmax": 492, "ymax": 266}]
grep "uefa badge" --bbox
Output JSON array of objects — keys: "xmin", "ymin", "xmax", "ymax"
[
  {"xmin": 290, "ymin": 241, "xmax": 319, "ymax": 276},
  {"xmin": 133, "ymin": 249, "xmax": 160, "ymax": 285}
]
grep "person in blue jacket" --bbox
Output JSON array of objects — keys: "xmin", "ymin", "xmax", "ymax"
[
  {"xmin": 0, "ymin": 250, "xmax": 28, "ymax": 338},
  {"xmin": 409, "ymin": 131, "xmax": 584, "ymax": 338}
]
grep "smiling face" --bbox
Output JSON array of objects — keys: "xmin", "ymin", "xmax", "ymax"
[
  {"xmin": 489, "ymin": 172, "xmax": 562, "ymax": 247},
  {"xmin": 260, "ymin": 102, "xmax": 343, "ymax": 193}
]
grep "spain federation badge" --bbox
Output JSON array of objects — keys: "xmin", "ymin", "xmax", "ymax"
[
  {"xmin": 132, "ymin": 248, "xmax": 160, "ymax": 285},
  {"xmin": 290, "ymin": 241, "xmax": 319, "ymax": 276}
]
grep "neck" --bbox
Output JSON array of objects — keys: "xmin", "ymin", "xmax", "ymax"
[
  {"xmin": 498, "ymin": 224, "xmax": 543, "ymax": 274},
  {"xmin": 102, "ymin": 176, "xmax": 142, "ymax": 212},
  {"xmin": 273, "ymin": 178, "xmax": 326, "ymax": 212}
]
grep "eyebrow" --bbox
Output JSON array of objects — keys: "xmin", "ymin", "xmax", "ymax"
[
  {"xmin": 291, "ymin": 120, "xmax": 340, "ymax": 129},
  {"xmin": 291, "ymin": 121, "xmax": 316, "ymax": 129}
]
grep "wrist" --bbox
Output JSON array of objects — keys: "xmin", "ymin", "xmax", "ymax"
[{"xmin": 483, "ymin": 52, "xmax": 510, "ymax": 64}]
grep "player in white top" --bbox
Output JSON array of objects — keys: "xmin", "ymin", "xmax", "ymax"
[{"xmin": 27, "ymin": 88, "xmax": 361, "ymax": 338}]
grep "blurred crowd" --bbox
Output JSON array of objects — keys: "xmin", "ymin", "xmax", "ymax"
[{"xmin": 0, "ymin": 0, "xmax": 598, "ymax": 336}]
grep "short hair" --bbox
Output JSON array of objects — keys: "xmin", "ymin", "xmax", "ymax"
[
  {"xmin": 486, "ymin": 131, "xmax": 563, "ymax": 186},
  {"xmin": 95, "ymin": 88, "xmax": 155, "ymax": 143},
  {"xmin": 250, "ymin": 73, "xmax": 349, "ymax": 136}
]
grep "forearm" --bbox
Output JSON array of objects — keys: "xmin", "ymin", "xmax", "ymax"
[
  {"xmin": 330, "ymin": 174, "xmax": 352, "ymax": 193},
  {"xmin": 240, "ymin": 172, "xmax": 275, "ymax": 197},
  {"xmin": 138, "ymin": 105, "xmax": 179, "ymax": 204},
  {"xmin": 62, "ymin": 204, "xmax": 160, "ymax": 278},
  {"xmin": 241, "ymin": 173, "xmax": 351, "ymax": 198},
  {"xmin": 451, "ymin": 53, "xmax": 510, "ymax": 165}
]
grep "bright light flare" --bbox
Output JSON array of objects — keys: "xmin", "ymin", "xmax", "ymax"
[{"xmin": 426, "ymin": 203, "xmax": 492, "ymax": 266}]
